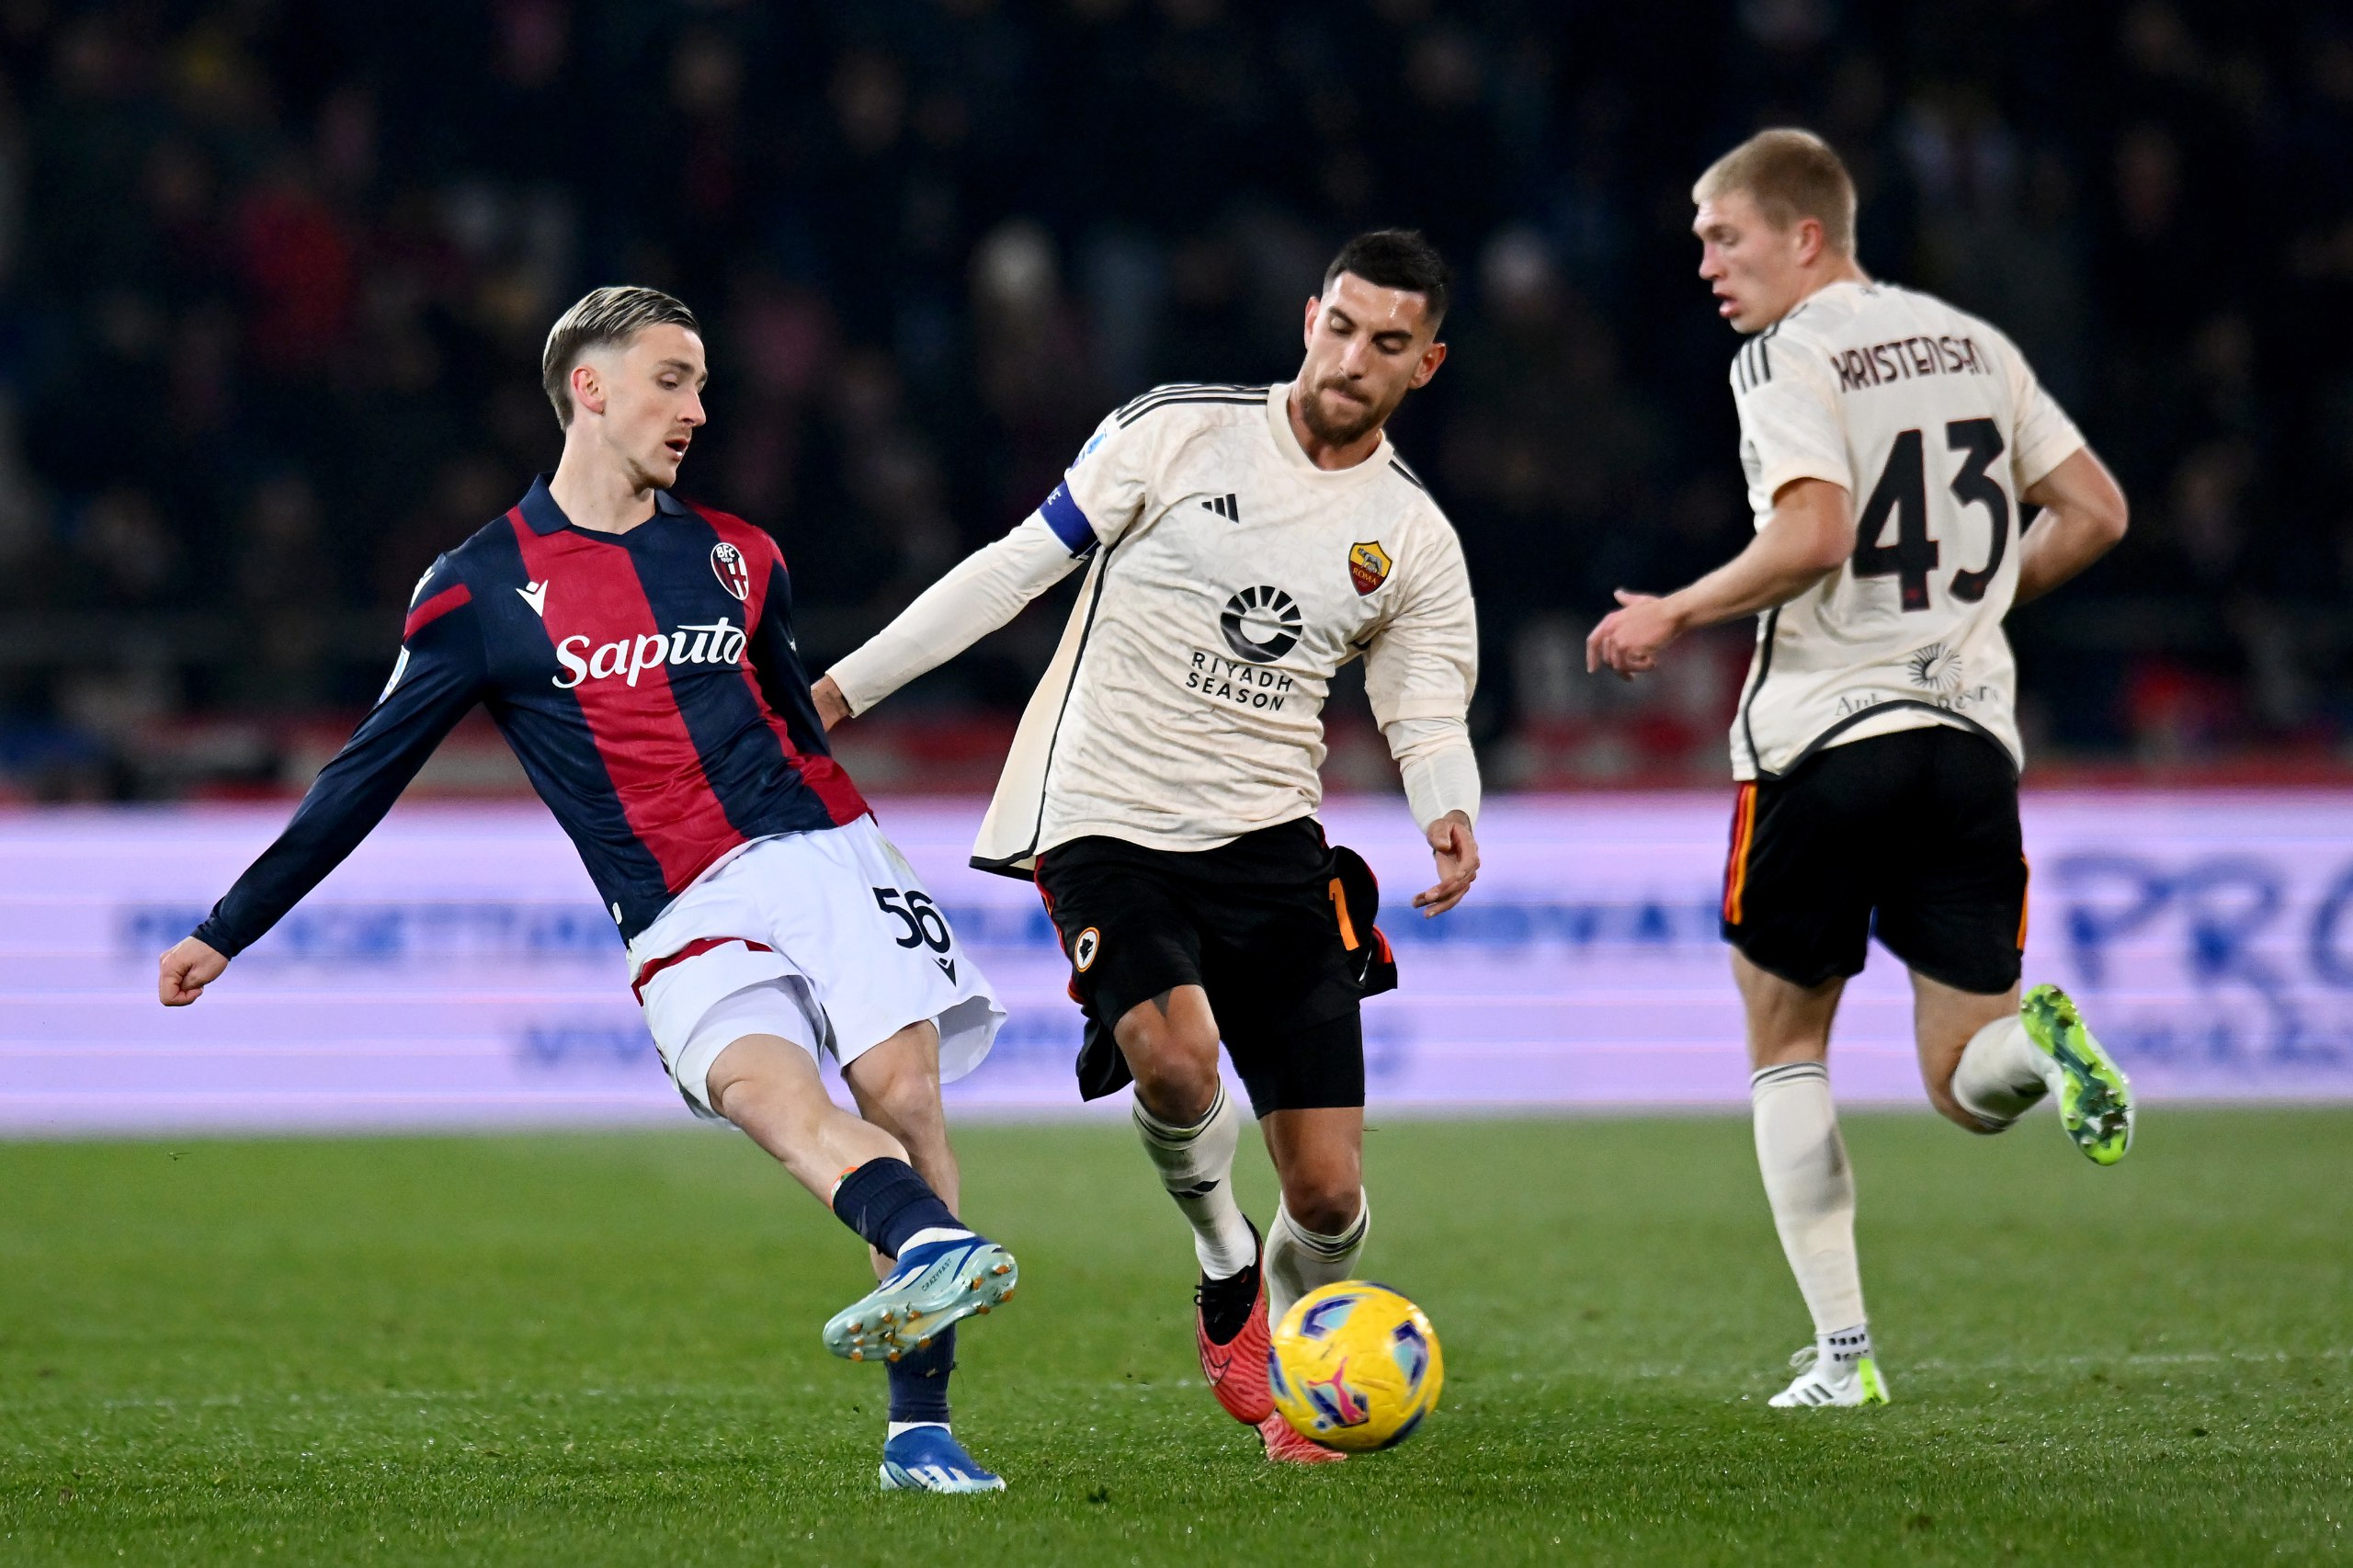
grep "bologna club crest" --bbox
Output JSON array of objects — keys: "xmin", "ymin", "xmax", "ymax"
[
  {"xmin": 710, "ymin": 541, "xmax": 751, "ymax": 601},
  {"xmin": 1348, "ymin": 540, "xmax": 1392, "ymax": 596}
]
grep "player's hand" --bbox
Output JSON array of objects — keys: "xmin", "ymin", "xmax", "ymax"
[
  {"xmin": 812, "ymin": 675, "xmax": 851, "ymax": 732},
  {"xmin": 1413, "ymin": 811, "xmax": 1479, "ymax": 918},
  {"xmin": 1586, "ymin": 590, "xmax": 1686, "ymax": 680},
  {"xmin": 158, "ymin": 937, "xmax": 229, "ymax": 1006}
]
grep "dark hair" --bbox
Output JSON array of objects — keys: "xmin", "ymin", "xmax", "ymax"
[
  {"xmin": 541, "ymin": 285, "xmax": 701, "ymax": 426},
  {"xmin": 1321, "ymin": 229, "xmax": 1451, "ymax": 329}
]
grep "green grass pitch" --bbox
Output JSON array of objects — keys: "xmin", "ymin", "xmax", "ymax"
[{"xmin": 2, "ymin": 1110, "xmax": 2347, "ymax": 1565}]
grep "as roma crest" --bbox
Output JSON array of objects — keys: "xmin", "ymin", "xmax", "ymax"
[
  {"xmin": 1347, "ymin": 540, "xmax": 1392, "ymax": 596},
  {"xmin": 710, "ymin": 541, "xmax": 751, "ymax": 601}
]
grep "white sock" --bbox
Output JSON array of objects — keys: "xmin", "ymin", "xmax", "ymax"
[
  {"xmin": 901, "ymin": 1226, "xmax": 975, "ymax": 1251},
  {"xmin": 1818, "ymin": 1322, "xmax": 1873, "ymax": 1377},
  {"xmin": 1133, "ymin": 1084, "xmax": 1257, "ymax": 1279},
  {"xmin": 886, "ymin": 1420, "xmax": 947, "ymax": 1438},
  {"xmin": 1950, "ymin": 1015, "xmax": 2056, "ymax": 1130},
  {"xmin": 1751, "ymin": 1062, "xmax": 1866, "ymax": 1337},
  {"xmin": 1266, "ymin": 1195, "xmax": 1370, "ymax": 1328}
]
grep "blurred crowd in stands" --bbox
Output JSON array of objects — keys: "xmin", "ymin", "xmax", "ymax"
[{"xmin": 0, "ymin": 0, "xmax": 2349, "ymax": 799}]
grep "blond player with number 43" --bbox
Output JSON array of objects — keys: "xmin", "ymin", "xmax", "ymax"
[{"xmin": 1588, "ymin": 131, "xmax": 2137, "ymax": 1409}]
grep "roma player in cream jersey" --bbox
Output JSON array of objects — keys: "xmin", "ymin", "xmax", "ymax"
[
  {"xmin": 1589, "ymin": 131, "xmax": 2136, "ymax": 1408},
  {"xmin": 817, "ymin": 230, "xmax": 1481, "ymax": 1461}
]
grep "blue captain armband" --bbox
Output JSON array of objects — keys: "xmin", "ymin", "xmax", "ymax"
[{"xmin": 1038, "ymin": 481, "xmax": 1098, "ymax": 557}]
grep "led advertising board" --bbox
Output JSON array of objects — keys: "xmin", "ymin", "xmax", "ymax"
[{"xmin": 6, "ymin": 793, "xmax": 2348, "ymax": 1132}]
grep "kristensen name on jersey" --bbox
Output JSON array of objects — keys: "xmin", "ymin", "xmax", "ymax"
[{"xmin": 1727, "ymin": 281, "xmax": 2086, "ymax": 782}]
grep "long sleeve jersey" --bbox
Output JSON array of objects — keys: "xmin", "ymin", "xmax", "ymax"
[
  {"xmin": 828, "ymin": 381, "xmax": 1480, "ymax": 875},
  {"xmin": 192, "ymin": 474, "xmax": 868, "ymax": 957}
]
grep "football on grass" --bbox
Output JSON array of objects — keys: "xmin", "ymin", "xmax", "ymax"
[{"xmin": 1268, "ymin": 1281, "xmax": 1444, "ymax": 1452}]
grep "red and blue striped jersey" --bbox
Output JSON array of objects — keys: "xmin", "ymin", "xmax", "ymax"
[{"xmin": 193, "ymin": 475, "xmax": 870, "ymax": 956}]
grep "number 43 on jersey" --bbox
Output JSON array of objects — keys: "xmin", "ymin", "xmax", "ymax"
[{"xmin": 1853, "ymin": 417, "xmax": 2010, "ymax": 611}]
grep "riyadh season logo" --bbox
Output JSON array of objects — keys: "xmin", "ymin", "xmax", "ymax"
[{"xmin": 1220, "ymin": 585, "xmax": 1302, "ymax": 664}]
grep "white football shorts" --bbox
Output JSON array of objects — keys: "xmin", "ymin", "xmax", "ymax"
[{"xmin": 626, "ymin": 814, "xmax": 1004, "ymax": 1119}]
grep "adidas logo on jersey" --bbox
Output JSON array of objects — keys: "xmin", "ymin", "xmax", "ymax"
[
  {"xmin": 552, "ymin": 618, "xmax": 747, "ymax": 690},
  {"xmin": 1200, "ymin": 493, "xmax": 1243, "ymax": 522}
]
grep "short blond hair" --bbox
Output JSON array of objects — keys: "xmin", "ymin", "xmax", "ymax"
[
  {"xmin": 541, "ymin": 286, "xmax": 699, "ymax": 427},
  {"xmin": 1694, "ymin": 128, "xmax": 1857, "ymax": 256}
]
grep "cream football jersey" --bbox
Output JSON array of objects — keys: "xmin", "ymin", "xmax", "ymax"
[
  {"xmin": 1727, "ymin": 279, "xmax": 2085, "ymax": 780},
  {"xmin": 971, "ymin": 381, "xmax": 1476, "ymax": 870}
]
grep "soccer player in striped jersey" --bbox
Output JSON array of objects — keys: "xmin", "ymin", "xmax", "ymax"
[
  {"xmin": 156, "ymin": 288, "xmax": 1017, "ymax": 1491},
  {"xmin": 1588, "ymin": 131, "xmax": 2136, "ymax": 1408}
]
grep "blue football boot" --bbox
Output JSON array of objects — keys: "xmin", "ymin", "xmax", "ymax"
[
  {"xmin": 823, "ymin": 1233, "xmax": 1017, "ymax": 1362},
  {"xmin": 880, "ymin": 1426, "xmax": 1006, "ymax": 1493}
]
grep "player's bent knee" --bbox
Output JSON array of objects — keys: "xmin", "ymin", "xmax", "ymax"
[
  {"xmin": 1282, "ymin": 1180, "xmax": 1361, "ymax": 1237},
  {"xmin": 1119, "ymin": 1014, "xmax": 1222, "ymax": 1121},
  {"xmin": 1129, "ymin": 1055, "xmax": 1220, "ymax": 1124},
  {"xmin": 1275, "ymin": 1153, "xmax": 1365, "ymax": 1235},
  {"xmin": 1941, "ymin": 1100, "xmax": 2003, "ymax": 1135},
  {"xmin": 1923, "ymin": 1079, "xmax": 1999, "ymax": 1134}
]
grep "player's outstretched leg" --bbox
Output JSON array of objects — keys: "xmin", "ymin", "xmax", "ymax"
[
  {"xmin": 825, "ymin": 1025, "xmax": 1019, "ymax": 1364},
  {"xmin": 823, "ymin": 1161, "xmax": 1017, "ymax": 1362},
  {"xmin": 701, "ymin": 1028, "xmax": 1017, "ymax": 1483},
  {"xmin": 699, "ymin": 1030, "xmax": 1017, "ymax": 1365},
  {"xmin": 843, "ymin": 1028, "xmax": 1006, "ymax": 1491},
  {"xmin": 2019, "ymin": 984, "xmax": 2134, "ymax": 1165}
]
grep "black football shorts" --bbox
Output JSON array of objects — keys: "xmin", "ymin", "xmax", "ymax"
[
  {"xmin": 1721, "ymin": 725, "xmax": 2028, "ymax": 995},
  {"xmin": 1033, "ymin": 818, "xmax": 1395, "ymax": 1116}
]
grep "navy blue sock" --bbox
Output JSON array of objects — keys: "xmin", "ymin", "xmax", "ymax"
[
  {"xmin": 886, "ymin": 1325, "xmax": 955, "ymax": 1425},
  {"xmin": 830, "ymin": 1157, "xmax": 961, "ymax": 1259}
]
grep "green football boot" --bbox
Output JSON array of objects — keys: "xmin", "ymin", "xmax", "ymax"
[{"xmin": 2019, "ymin": 983, "xmax": 2134, "ymax": 1165}]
